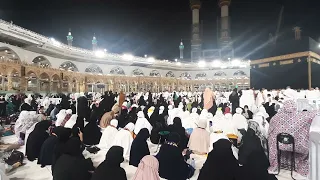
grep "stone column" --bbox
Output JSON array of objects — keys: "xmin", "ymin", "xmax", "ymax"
[
  {"xmin": 68, "ymin": 82, "xmax": 73, "ymax": 93},
  {"xmin": 76, "ymin": 81, "xmax": 80, "ymax": 93},
  {"xmin": 7, "ymin": 76, "xmax": 13, "ymax": 91}
]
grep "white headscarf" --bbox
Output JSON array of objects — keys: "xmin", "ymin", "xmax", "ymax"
[
  {"xmin": 112, "ymin": 122, "xmax": 135, "ymax": 160},
  {"xmin": 159, "ymin": 106, "xmax": 165, "ymax": 114},
  {"xmin": 232, "ymin": 108, "xmax": 248, "ymax": 131},
  {"xmin": 98, "ymin": 119, "xmax": 119, "ymax": 150},
  {"xmin": 55, "ymin": 109, "xmax": 67, "ymax": 126},
  {"xmin": 148, "ymin": 106, "xmax": 155, "ymax": 118},
  {"xmin": 64, "ymin": 114, "xmax": 78, "ymax": 128},
  {"xmin": 134, "ymin": 111, "xmax": 152, "ymax": 135}
]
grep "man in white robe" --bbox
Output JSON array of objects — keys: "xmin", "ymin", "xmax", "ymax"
[
  {"xmin": 134, "ymin": 111, "xmax": 152, "ymax": 135},
  {"xmin": 112, "ymin": 123, "xmax": 135, "ymax": 161}
]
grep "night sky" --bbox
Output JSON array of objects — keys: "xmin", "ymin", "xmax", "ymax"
[{"xmin": 1, "ymin": 0, "xmax": 319, "ymax": 60}]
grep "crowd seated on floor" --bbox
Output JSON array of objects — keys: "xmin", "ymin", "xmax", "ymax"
[{"xmin": 0, "ymin": 86, "xmax": 319, "ymax": 179}]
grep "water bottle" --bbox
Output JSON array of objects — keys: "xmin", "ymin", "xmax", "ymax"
[{"xmin": 190, "ymin": 158, "xmax": 195, "ymax": 168}]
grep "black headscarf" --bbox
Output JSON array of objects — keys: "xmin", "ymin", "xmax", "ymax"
[
  {"xmin": 82, "ymin": 111, "xmax": 102, "ymax": 145},
  {"xmin": 38, "ymin": 126, "xmax": 70, "ymax": 167},
  {"xmin": 91, "ymin": 146, "xmax": 127, "ymax": 180},
  {"xmin": 129, "ymin": 128, "xmax": 150, "ymax": 167},
  {"xmin": 156, "ymin": 132, "xmax": 192, "ymax": 180},
  {"xmin": 198, "ymin": 139, "xmax": 239, "ymax": 180},
  {"xmin": 52, "ymin": 127, "xmax": 72, "ymax": 171},
  {"xmin": 168, "ymin": 117, "xmax": 188, "ymax": 151},
  {"xmin": 53, "ymin": 138, "xmax": 94, "ymax": 180},
  {"xmin": 117, "ymin": 109, "xmax": 128, "ymax": 128},
  {"xmin": 238, "ymin": 128, "xmax": 277, "ymax": 180},
  {"xmin": 128, "ymin": 107, "xmax": 138, "ymax": 124},
  {"xmin": 26, "ymin": 120, "xmax": 52, "ymax": 161}
]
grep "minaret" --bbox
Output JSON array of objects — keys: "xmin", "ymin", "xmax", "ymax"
[
  {"xmin": 179, "ymin": 39, "xmax": 184, "ymax": 59},
  {"xmin": 218, "ymin": 0, "xmax": 232, "ymax": 48},
  {"xmin": 190, "ymin": 0, "xmax": 202, "ymax": 62},
  {"xmin": 293, "ymin": 26, "xmax": 301, "ymax": 40},
  {"xmin": 92, "ymin": 34, "xmax": 98, "ymax": 51},
  {"xmin": 66, "ymin": 29, "xmax": 73, "ymax": 46}
]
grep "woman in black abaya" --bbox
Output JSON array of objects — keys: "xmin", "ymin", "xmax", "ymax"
[
  {"xmin": 156, "ymin": 132, "xmax": 194, "ymax": 180},
  {"xmin": 26, "ymin": 120, "xmax": 52, "ymax": 161},
  {"xmin": 238, "ymin": 128, "xmax": 277, "ymax": 180},
  {"xmin": 38, "ymin": 126, "xmax": 70, "ymax": 167},
  {"xmin": 82, "ymin": 111, "xmax": 102, "ymax": 145},
  {"xmin": 168, "ymin": 117, "xmax": 188, "ymax": 151},
  {"xmin": 91, "ymin": 146, "xmax": 127, "ymax": 180},
  {"xmin": 198, "ymin": 139, "xmax": 239, "ymax": 180},
  {"xmin": 53, "ymin": 138, "xmax": 94, "ymax": 180},
  {"xmin": 129, "ymin": 128, "xmax": 150, "ymax": 167}
]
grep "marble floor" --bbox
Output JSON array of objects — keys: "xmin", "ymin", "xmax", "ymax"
[{"xmin": 2, "ymin": 135, "xmax": 303, "ymax": 180}]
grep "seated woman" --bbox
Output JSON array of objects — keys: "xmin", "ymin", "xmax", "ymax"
[
  {"xmin": 198, "ymin": 139, "xmax": 239, "ymax": 180},
  {"xmin": 188, "ymin": 118, "xmax": 210, "ymax": 155},
  {"xmin": 53, "ymin": 138, "xmax": 94, "ymax": 180},
  {"xmin": 83, "ymin": 111, "xmax": 102, "ymax": 145},
  {"xmin": 112, "ymin": 122, "xmax": 135, "ymax": 161},
  {"xmin": 91, "ymin": 146, "xmax": 127, "ymax": 180},
  {"xmin": 156, "ymin": 132, "xmax": 194, "ymax": 180},
  {"xmin": 242, "ymin": 105, "xmax": 253, "ymax": 120},
  {"xmin": 129, "ymin": 128, "xmax": 150, "ymax": 167},
  {"xmin": 168, "ymin": 117, "xmax": 189, "ymax": 151},
  {"xmin": 268, "ymin": 100, "xmax": 317, "ymax": 178},
  {"xmin": 132, "ymin": 155, "xmax": 160, "ymax": 180},
  {"xmin": 38, "ymin": 126, "xmax": 70, "ymax": 167},
  {"xmin": 97, "ymin": 119, "xmax": 119, "ymax": 150},
  {"xmin": 26, "ymin": 120, "xmax": 52, "ymax": 161},
  {"xmin": 238, "ymin": 128, "xmax": 277, "ymax": 180}
]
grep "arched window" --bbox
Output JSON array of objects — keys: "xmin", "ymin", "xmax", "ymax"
[
  {"xmin": 233, "ymin": 70, "xmax": 247, "ymax": 76},
  {"xmin": 32, "ymin": 56, "xmax": 51, "ymax": 68},
  {"xmin": 180, "ymin": 72, "xmax": 191, "ymax": 80},
  {"xmin": 110, "ymin": 66, "xmax": 125, "ymax": 75},
  {"xmin": 0, "ymin": 47, "xmax": 21, "ymax": 61},
  {"xmin": 166, "ymin": 71, "xmax": 175, "ymax": 77},
  {"xmin": 214, "ymin": 71, "xmax": 227, "ymax": 76},
  {"xmin": 150, "ymin": 70, "xmax": 160, "ymax": 77},
  {"xmin": 59, "ymin": 61, "xmax": 78, "ymax": 72},
  {"xmin": 85, "ymin": 64, "xmax": 103, "ymax": 74},
  {"xmin": 195, "ymin": 73, "xmax": 207, "ymax": 80},
  {"xmin": 132, "ymin": 69, "xmax": 144, "ymax": 76}
]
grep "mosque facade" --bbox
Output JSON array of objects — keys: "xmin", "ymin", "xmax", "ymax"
[{"xmin": 0, "ymin": 19, "xmax": 250, "ymax": 93}]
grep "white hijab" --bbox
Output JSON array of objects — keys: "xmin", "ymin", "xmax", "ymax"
[
  {"xmin": 55, "ymin": 109, "xmax": 67, "ymax": 126},
  {"xmin": 232, "ymin": 108, "xmax": 248, "ymax": 131},
  {"xmin": 64, "ymin": 114, "xmax": 78, "ymax": 128},
  {"xmin": 211, "ymin": 109, "xmax": 225, "ymax": 132},
  {"xmin": 112, "ymin": 122, "xmax": 135, "ymax": 160},
  {"xmin": 98, "ymin": 119, "xmax": 119, "ymax": 150},
  {"xmin": 134, "ymin": 111, "xmax": 152, "ymax": 135}
]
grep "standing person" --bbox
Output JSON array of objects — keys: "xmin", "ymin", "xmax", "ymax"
[
  {"xmin": 0, "ymin": 96, "xmax": 7, "ymax": 118},
  {"xmin": 268, "ymin": 100, "xmax": 317, "ymax": 178},
  {"xmin": 229, "ymin": 88, "xmax": 241, "ymax": 114},
  {"xmin": 77, "ymin": 93, "xmax": 89, "ymax": 129}
]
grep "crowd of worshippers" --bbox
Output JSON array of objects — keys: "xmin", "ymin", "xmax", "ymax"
[{"xmin": 0, "ymin": 87, "xmax": 318, "ymax": 180}]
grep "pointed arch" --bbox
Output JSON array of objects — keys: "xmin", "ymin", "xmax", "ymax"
[
  {"xmin": 85, "ymin": 64, "xmax": 103, "ymax": 74},
  {"xmin": 132, "ymin": 68, "xmax": 144, "ymax": 76},
  {"xmin": 180, "ymin": 72, "xmax": 191, "ymax": 80},
  {"xmin": 214, "ymin": 71, "xmax": 227, "ymax": 76},
  {"xmin": 32, "ymin": 56, "xmax": 51, "ymax": 68},
  {"xmin": 59, "ymin": 61, "xmax": 78, "ymax": 72},
  {"xmin": 110, "ymin": 66, "xmax": 125, "ymax": 75},
  {"xmin": 166, "ymin": 71, "xmax": 175, "ymax": 78},
  {"xmin": 233, "ymin": 70, "xmax": 247, "ymax": 76},
  {"xmin": 195, "ymin": 73, "xmax": 206, "ymax": 80},
  {"xmin": 39, "ymin": 72, "xmax": 50, "ymax": 81},
  {"xmin": 150, "ymin": 70, "xmax": 160, "ymax": 77},
  {"xmin": 0, "ymin": 47, "xmax": 21, "ymax": 61}
]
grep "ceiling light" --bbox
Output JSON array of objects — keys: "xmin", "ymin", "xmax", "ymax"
[
  {"xmin": 175, "ymin": 59, "xmax": 178, "ymax": 62},
  {"xmin": 95, "ymin": 50, "xmax": 105, "ymax": 58},
  {"xmin": 122, "ymin": 54, "xmax": 134, "ymax": 60},
  {"xmin": 231, "ymin": 59, "xmax": 241, "ymax": 66},
  {"xmin": 198, "ymin": 60, "xmax": 206, "ymax": 67},
  {"xmin": 147, "ymin": 57, "xmax": 155, "ymax": 62},
  {"xmin": 211, "ymin": 60, "xmax": 221, "ymax": 68}
]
